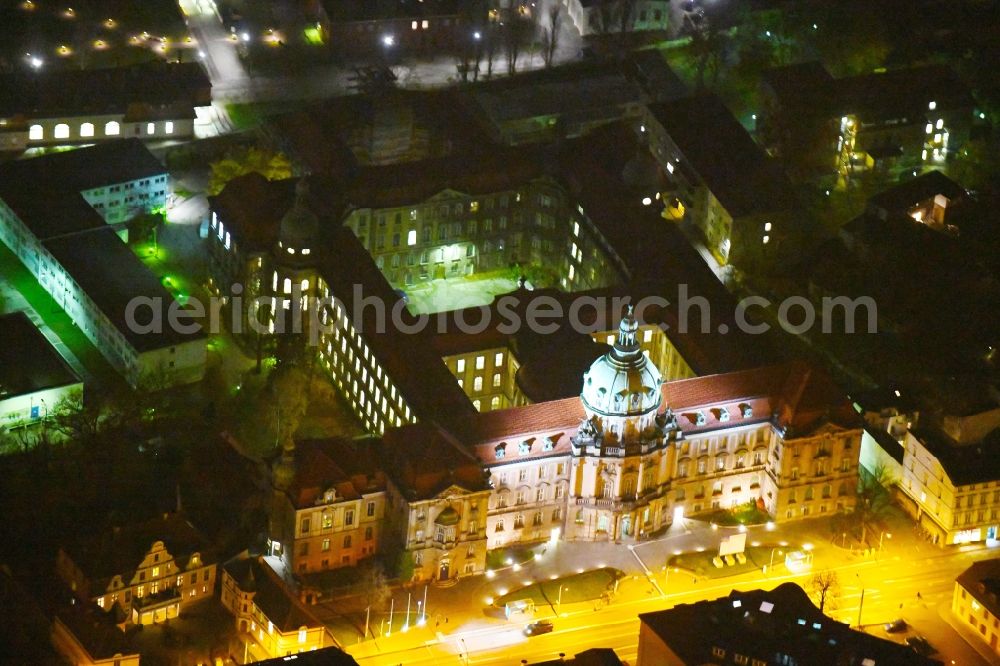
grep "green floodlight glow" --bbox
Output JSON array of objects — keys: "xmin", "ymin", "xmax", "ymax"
[{"xmin": 304, "ymin": 26, "xmax": 323, "ymax": 45}]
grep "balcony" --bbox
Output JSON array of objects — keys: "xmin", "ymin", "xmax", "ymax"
[{"xmin": 575, "ymin": 497, "xmax": 636, "ymax": 512}]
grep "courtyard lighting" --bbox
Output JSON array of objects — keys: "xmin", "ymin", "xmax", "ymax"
[
  {"xmin": 241, "ymin": 32, "xmax": 251, "ymax": 42},
  {"xmin": 382, "ymin": 34, "xmax": 395, "ymax": 47}
]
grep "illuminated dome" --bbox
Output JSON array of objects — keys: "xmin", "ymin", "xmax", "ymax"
[
  {"xmin": 581, "ymin": 306, "xmax": 662, "ymax": 418},
  {"xmin": 278, "ymin": 178, "xmax": 319, "ymax": 253}
]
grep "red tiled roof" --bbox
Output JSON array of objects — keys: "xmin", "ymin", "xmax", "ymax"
[{"xmin": 287, "ymin": 439, "xmax": 385, "ymax": 510}]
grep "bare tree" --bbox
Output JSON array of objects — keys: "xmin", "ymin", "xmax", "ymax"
[
  {"xmin": 810, "ymin": 570, "xmax": 840, "ymax": 613},
  {"xmin": 503, "ymin": 15, "xmax": 534, "ymax": 74},
  {"xmin": 850, "ymin": 463, "xmax": 896, "ymax": 546},
  {"xmin": 542, "ymin": 4, "xmax": 562, "ymax": 68}
]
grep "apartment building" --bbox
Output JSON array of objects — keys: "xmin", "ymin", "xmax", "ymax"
[
  {"xmin": 56, "ymin": 513, "xmax": 216, "ymax": 626},
  {"xmin": 645, "ymin": 94, "xmax": 800, "ymax": 269},
  {"xmin": 0, "ymin": 140, "xmax": 205, "ymax": 387},
  {"xmin": 0, "ymin": 62, "xmax": 210, "ymax": 151},
  {"xmin": 221, "ymin": 556, "xmax": 338, "ymax": 659},
  {"xmin": 269, "ymin": 439, "xmax": 387, "ymax": 575},
  {"xmin": 954, "ymin": 558, "xmax": 1000, "ymax": 658}
]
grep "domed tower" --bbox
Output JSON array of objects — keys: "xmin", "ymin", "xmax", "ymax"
[
  {"xmin": 276, "ymin": 178, "xmax": 320, "ymax": 265},
  {"xmin": 270, "ymin": 178, "xmax": 321, "ymax": 324},
  {"xmin": 579, "ymin": 305, "xmax": 664, "ymax": 444}
]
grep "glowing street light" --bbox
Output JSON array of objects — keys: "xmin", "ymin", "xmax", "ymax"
[
  {"xmin": 27, "ymin": 55, "xmax": 43, "ymax": 69},
  {"xmin": 473, "ymin": 31, "xmax": 482, "ymax": 40},
  {"xmin": 240, "ymin": 32, "xmax": 251, "ymax": 42},
  {"xmin": 382, "ymin": 34, "xmax": 395, "ymax": 47}
]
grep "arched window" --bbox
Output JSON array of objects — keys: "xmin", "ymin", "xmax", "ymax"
[
  {"xmin": 104, "ymin": 121, "xmax": 120, "ymax": 136},
  {"xmin": 54, "ymin": 123, "xmax": 70, "ymax": 139},
  {"xmin": 29, "ymin": 124, "xmax": 44, "ymax": 141},
  {"xmin": 283, "ymin": 278, "xmax": 291, "ymax": 294},
  {"xmin": 80, "ymin": 122, "xmax": 94, "ymax": 138}
]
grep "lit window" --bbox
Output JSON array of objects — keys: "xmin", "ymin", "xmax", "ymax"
[
  {"xmin": 298, "ymin": 628, "xmax": 307, "ymax": 643},
  {"xmin": 475, "ymin": 355, "xmax": 485, "ymax": 370},
  {"xmin": 928, "ymin": 101, "xmax": 937, "ymax": 110},
  {"xmin": 283, "ymin": 278, "xmax": 292, "ymax": 294},
  {"xmin": 762, "ymin": 235, "xmax": 770, "ymax": 244},
  {"xmin": 936, "ymin": 118, "xmax": 943, "ymax": 130},
  {"xmin": 456, "ymin": 359, "xmax": 465, "ymax": 373},
  {"xmin": 165, "ymin": 121, "xmax": 173, "ymax": 134},
  {"xmin": 302, "ymin": 248, "xmax": 311, "ymax": 255},
  {"xmin": 80, "ymin": 122, "xmax": 94, "ymax": 137},
  {"xmin": 104, "ymin": 121, "xmax": 120, "ymax": 136},
  {"xmin": 412, "ymin": 20, "xmax": 418, "ymax": 29},
  {"xmin": 146, "ymin": 122, "xmax": 155, "ymax": 135},
  {"xmin": 224, "ymin": 231, "xmax": 231, "ymax": 249},
  {"xmin": 54, "ymin": 123, "xmax": 69, "ymax": 139},
  {"xmin": 407, "ymin": 229, "xmax": 417, "ymax": 245},
  {"xmin": 764, "ymin": 222, "xmax": 772, "ymax": 232},
  {"xmin": 470, "ymin": 201, "xmax": 480, "ymax": 212},
  {"xmin": 666, "ymin": 161, "xmax": 675, "ymax": 174},
  {"xmin": 301, "ymin": 278, "xmax": 309, "ymax": 291},
  {"xmin": 474, "ymin": 376, "xmax": 483, "ymax": 391},
  {"xmin": 29, "ymin": 124, "xmax": 43, "ymax": 141},
  {"xmin": 494, "ymin": 352, "xmax": 503, "ymax": 366},
  {"xmin": 925, "ymin": 123, "xmax": 933, "ymax": 134}
]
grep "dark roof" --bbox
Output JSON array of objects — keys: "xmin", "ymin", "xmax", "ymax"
[
  {"xmin": 321, "ymin": 0, "xmax": 460, "ymax": 21},
  {"xmin": 285, "ymin": 438, "xmax": 386, "ymax": 510},
  {"xmin": 224, "ymin": 557, "xmax": 329, "ymax": 633},
  {"xmin": 62, "ymin": 513, "xmax": 212, "ymax": 589},
  {"xmin": 379, "ymin": 424, "xmax": 489, "ymax": 501},
  {"xmin": 0, "ymin": 312, "xmax": 80, "ymax": 399},
  {"xmin": 909, "ymin": 426, "xmax": 1000, "ymax": 486},
  {"xmin": 764, "ymin": 63, "xmax": 974, "ymax": 120},
  {"xmin": 625, "ymin": 49, "xmax": 689, "ymax": 102},
  {"xmin": 0, "ymin": 62, "xmax": 210, "ymax": 118},
  {"xmin": 640, "ymin": 583, "xmax": 941, "ymax": 666},
  {"xmin": 55, "ymin": 604, "xmax": 136, "ymax": 662},
  {"xmin": 863, "ymin": 423, "xmax": 905, "ymax": 465},
  {"xmin": 648, "ymin": 94, "xmax": 797, "ymax": 218},
  {"xmin": 252, "ymin": 646, "xmax": 360, "ymax": 666},
  {"xmin": 0, "ymin": 139, "xmax": 167, "ymax": 240},
  {"xmin": 868, "ymin": 170, "xmax": 966, "ymax": 214},
  {"xmin": 44, "ymin": 227, "xmax": 204, "ymax": 350},
  {"xmin": 315, "ymin": 226, "xmax": 477, "ymax": 429},
  {"xmin": 531, "ymin": 648, "xmax": 624, "ymax": 666},
  {"xmin": 956, "ymin": 559, "xmax": 1000, "ymax": 624},
  {"xmin": 0, "ymin": 138, "xmax": 166, "ymax": 198}
]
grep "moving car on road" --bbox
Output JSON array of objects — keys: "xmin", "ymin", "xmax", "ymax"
[{"xmin": 525, "ymin": 620, "xmax": 554, "ymax": 637}]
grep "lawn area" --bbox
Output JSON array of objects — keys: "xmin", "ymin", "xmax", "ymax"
[
  {"xmin": 700, "ymin": 501, "xmax": 773, "ymax": 526},
  {"xmin": 486, "ymin": 543, "xmax": 542, "ymax": 571},
  {"xmin": 404, "ymin": 272, "xmax": 519, "ymax": 315},
  {"xmin": 0, "ymin": 243, "xmax": 122, "ymax": 390},
  {"xmin": 668, "ymin": 545, "xmax": 780, "ymax": 579},
  {"xmin": 494, "ymin": 567, "xmax": 623, "ymax": 610}
]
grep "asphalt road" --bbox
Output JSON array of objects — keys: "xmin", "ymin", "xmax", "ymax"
[{"xmin": 347, "ymin": 542, "xmax": 1000, "ymax": 666}]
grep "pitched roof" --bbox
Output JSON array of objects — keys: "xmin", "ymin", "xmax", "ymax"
[
  {"xmin": 909, "ymin": 426, "xmax": 1000, "ymax": 486},
  {"xmin": 225, "ymin": 557, "xmax": 328, "ymax": 633},
  {"xmin": 956, "ymin": 558, "xmax": 1000, "ymax": 623},
  {"xmin": 44, "ymin": 227, "xmax": 204, "ymax": 350},
  {"xmin": 252, "ymin": 646, "xmax": 360, "ymax": 665},
  {"xmin": 285, "ymin": 438, "xmax": 386, "ymax": 510},
  {"xmin": 379, "ymin": 424, "xmax": 489, "ymax": 501},
  {"xmin": 62, "ymin": 513, "xmax": 212, "ymax": 588},
  {"xmin": 640, "ymin": 583, "xmax": 940, "ymax": 666},
  {"xmin": 0, "ymin": 312, "xmax": 80, "ymax": 399},
  {"xmin": 647, "ymin": 94, "xmax": 797, "ymax": 218},
  {"xmin": 0, "ymin": 139, "xmax": 167, "ymax": 207},
  {"xmin": 867, "ymin": 170, "xmax": 966, "ymax": 215},
  {"xmin": 0, "ymin": 62, "xmax": 210, "ymax": 118}
]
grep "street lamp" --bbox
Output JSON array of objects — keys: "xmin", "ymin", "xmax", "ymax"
[
  {"xmin": 766, "ymin": 547, "xmax": 783, "ymax": 574},
  {"xmin": 473, "ymin": 31, "xmax": 482, "ymax": 40},
  {"xmin": 382, "ymin": 34, "xmax": 395, "ymax": 47},
  {"xmin": 556, "ymin": 585, "xmax": 568, "ymax": 616},
  {"xmin": 879, "ymin": 531, "xmax": 892, "ymax": 551}
]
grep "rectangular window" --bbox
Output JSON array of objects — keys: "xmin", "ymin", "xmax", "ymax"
[
  {"xmin": 367, "ymin": 501, "xmax": 376, "ymax": 517},
  {"xmin": 345, "ymin": 510, "xmax": 355, "ymax": 526}
]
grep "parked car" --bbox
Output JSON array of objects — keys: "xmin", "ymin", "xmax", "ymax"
[
  {"xmin": 905, "ymin": 636, "xmax": 936, "ymax": 656},
  {"xmin": 884, "ymin": 618, "xmax": 907, "ymax": 633},
  {"xmin": 525, "ymin": 620, "xmax": 554, "ymax": 637}
]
